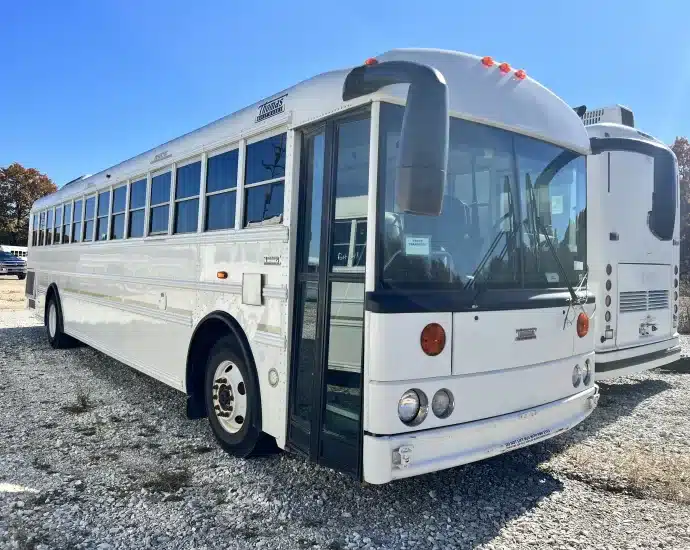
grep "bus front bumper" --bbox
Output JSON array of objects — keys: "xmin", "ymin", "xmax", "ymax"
[{"xmin": 362, "ymin": 385, "xmax": 598, "ymax": 484}]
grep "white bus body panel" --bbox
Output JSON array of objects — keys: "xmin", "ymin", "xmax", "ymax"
[
  {"xmin": 29, "ymin": 49, "xmax": 594, "ymax": 476},
  {"xmin": 586, "ymin": 122, "xmax": 680, "ymax": 380}
]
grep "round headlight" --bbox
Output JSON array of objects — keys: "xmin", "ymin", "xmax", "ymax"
[
  {"xmin": 398, "ymin": 389, "xmax": 428, "ymax": 426},
  {"xmin": 431, "ymin": 389, "xmax": 454, "ymax": 419},
  {"xmin": 572, "ymin": 364, "xmax": 582, "ymax": 388},
  {"xmin": 583, "ymin": 359, "xmax": 592, "ymax": 386}
]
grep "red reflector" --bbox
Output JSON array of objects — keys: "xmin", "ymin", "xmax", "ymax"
[
  {"xmin": 420, "ymin": 323, "xmax": 446, "ymax": 356},
  {"xmin": 364, "ymin": 58, "xmax": 378, "ymax": 66},
  {"xmin": 514, "ymin": 69, "xmax": 526, "ymax": 80},
  {"xmin": 499, "ymin": 62, "xmax": 511, "ymax": 74},
  {"xmin": 481, "ymin": 56, "xmax": 494, "ymax": 67},
  {"xmin": 577, "ymin": 312, "xmax": 589, "ymax": 338}
]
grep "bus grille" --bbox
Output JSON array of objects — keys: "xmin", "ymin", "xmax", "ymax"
[{"xmin": 619, "ymin": 290, "xmax": 668, "ymax": 313}]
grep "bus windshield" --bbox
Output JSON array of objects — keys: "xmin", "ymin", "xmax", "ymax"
[{"xmin": 378, "ymin": 102, "xmax": 587, "ymax": 290}]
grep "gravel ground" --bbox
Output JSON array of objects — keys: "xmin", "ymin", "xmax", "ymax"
[{"xmin": 1, "ymin": 288, "xmax": 689, "ymax": 549}]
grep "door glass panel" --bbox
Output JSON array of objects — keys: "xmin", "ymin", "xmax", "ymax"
[
  {"xmin": 305, "ymin": 133, "xmax": 325, "ymax": 272},
  {"xmin": 331, "ymin": 118, "xmax": 370, "ymax": 271},
  {"xmin": 323, "ymin": 281, "xmax": 364, "ymax": 441},
  {"xmin": 293, "ymin": 281, "xmax": 319, "ymax": 426}
]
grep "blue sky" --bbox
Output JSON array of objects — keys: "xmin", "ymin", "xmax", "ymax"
[{"xmin": 2, "ymin": 0, "xmax": 689, "ymax": 186}]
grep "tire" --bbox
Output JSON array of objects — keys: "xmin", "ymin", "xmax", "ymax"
[
  {"xmin": 18, "ymin": 274, "xmax": 26, "ymax": 280},
  {"xmin": 204, "ymin": 336, "xmax": 275, "ymax": 457},
  {"xmin": 45, "ymin": 293, "xmax": 74, "ymax": 349}
]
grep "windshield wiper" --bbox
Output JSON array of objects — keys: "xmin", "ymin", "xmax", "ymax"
[
  {"xmin": 525, "ymin": 172, "xmax": 581, "ymax": 304},
  {"xmin": 464, "ymin": 176, "xmax": 518, "ymax": 292}
]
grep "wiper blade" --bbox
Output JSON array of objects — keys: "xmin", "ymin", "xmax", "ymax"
[{"xmin": 525, "ymin": 173, "xmax": 581, "ymax": 304}]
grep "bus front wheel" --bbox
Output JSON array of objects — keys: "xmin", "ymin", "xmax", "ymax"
[{"xmin": 204, "ymin": 336, "xmax": 272, "ymax": 457}]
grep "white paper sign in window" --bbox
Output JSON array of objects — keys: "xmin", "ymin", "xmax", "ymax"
[
  {"xmin": 551, "ymin": 195, "xmax": 564, "ymax": 215},
  {"xmin": 405, "ymin": 236, "xmax": 430, "ymax": 256}
]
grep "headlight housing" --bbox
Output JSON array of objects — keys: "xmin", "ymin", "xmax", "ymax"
[
  {"xmin": 583, "ymin": 359, "xmax": 592, "ymax": 386},
  {"xmin": 431, "ymin": 389, "xmax": 454, "ymax": 419},
  {"xmin": 397, "ymin": 389, "xmax": 428, "ymax": 426},
  {"xmin": 572, "ymin": 364, "xmax": 582, "ymax": 388}
]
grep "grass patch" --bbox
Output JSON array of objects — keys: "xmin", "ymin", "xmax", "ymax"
[
  {"xmin": 142, "ymin": 467, "xmax": 192, "ymax": 493},
  {"xmin": 61, "ymin": 388, "xmax": 94, "ymax": 414},
  {"xmin": 543, "ymin": 443, "xmax": 690, "ymax": 504}
]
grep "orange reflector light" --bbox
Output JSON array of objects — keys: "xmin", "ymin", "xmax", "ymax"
[
  {"xmin": 217, "ymin": 271, "xmax": 228, "ymax": 280},
  {"xmin": 499, "ymin": 62, "xmax": 511, "ymax": 74},
  {"xmin": 481, "ymin": 56, "xmax": 494, "ymax": 67},
  {"xmin": 577, "ymin": 312, "xmax": 589, "ymax": 338},
  {"xmin": 364, "ymin": 57, "xmax": 378, "ymax": 66},
  {"xmin": 420, "ymin": 323, "xmax": 446, "ymax": 356},
  {"xmin": 514, "ymin": 69, "xmax": 526, "ymax": 80}
]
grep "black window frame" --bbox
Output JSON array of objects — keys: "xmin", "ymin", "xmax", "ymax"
[
  {"xmin": 243, "ymin": 132, "xmax": 287, "ymax": 228},
  {"xmin": 96, "ymin": 190, "xmax": 111, "ymax": 241},
  {"xmin": 83, "ymin": 195, "xmax": 96, "ymax": 242},
  {"xmin": 205, "ymin": 147, "xmax": 239, "ymax": 232},
  {"xmin": 110, "ymin": 184, "xmax": 127, "ymax": 240},
  {"xmin": 128, "ymin": 177, "xmax": 147, "ymax": 238},
  {"xmin": 62, "ymin": 202, "xmax": 72, "ymax": 244},
  {"xmin": 149, "ymin": 171, "xmax": 171, "ymax": 235},
  {"xmin": 173, "ymin": 160, "xmax": 201, "ymax": 235},
  {"xmin": 72, "ymin": 199, "xmax": 83, "ymax": 243},
  {"xmin": 54, "ymin": 205, "xmax": 63, "ymax": 245}
]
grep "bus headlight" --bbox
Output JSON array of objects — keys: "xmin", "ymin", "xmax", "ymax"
[
  {"xmin": 398, "ymin": 389, "xmax": 428, "ymax": 426},
  {"xmin": 572, "ymin": 364, "xmax": 582, "ymax": 388},
  {"xmin": 583, "ymin": 359, "xmax": 592, "ymax": 386},
  {"xmin": 431, "ymin": 389, "xmax": 454, "ymax": 419}
]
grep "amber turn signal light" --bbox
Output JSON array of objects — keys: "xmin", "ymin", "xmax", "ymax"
[
  {"xmin": 577, "ymin": 312, "xmax": 589, "ymax": 338},
  {"xmin": 421, "ymin": 323, "xmax": 446, "ymax": 356},
  {"xmin": 217, "ymin": 271, "xmax": 228, "ymax": 279}
]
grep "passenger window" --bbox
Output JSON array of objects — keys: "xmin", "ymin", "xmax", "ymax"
[
  {"xmin": 54, "ymin": 206, "xmax": 63, "ymax": 244},
  {"xmin": 205, "ymin": 149, "xmax": 238, "ymax": 231},
  {"xmin": 63, "ymin": 203, "xmax": 72, "ymax": 244},
  {"xmin": 111, "ymin": 186, "xmax": 127, "ymax": 240},
  {"xmin": 84, "ymin": 196, "xmax": 96, "ymax": 242},
  {"xmin": 128, "ymin": 178, "xmax": 146, "ymax": 238},
  {"xmin": 32, "ymin": 214, "xmax": 39, "ymax": 246},
  {"xmin": 149, "ymin": 172, "xmax": 171, "ymax": 235},
  {"xmin": 46, "ymin": 209, "xmax": 53, "ymax": 245},
  {"xmin": 38, "ymin": 212, "xmax": 45, "ymax": 245},
  {"xmin": 648, "ymin": 149, "xmax": 677, "ymax": 241},
  {"xmin": 96, "ymin": 190, "xmax": 110, "ymax": 241},
  {"xmin": 174, "ymin": 161, "xmax": 201, "ymax": 234},
  {"xmin": 72, "ymin": 200, "xmax": 83, "ymax": 243},
  {"xmin": 244, "ymin": 134, "xmax": 286, "ymax": 227}
]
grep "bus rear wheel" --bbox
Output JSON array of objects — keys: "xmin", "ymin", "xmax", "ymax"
[
  {"xmin": 46, "ymin": 295, "xmax": 73, "ymax": 349},
  {"xmin": 204, "ymin": 336, "xmax": 272, "ymax": 457}
]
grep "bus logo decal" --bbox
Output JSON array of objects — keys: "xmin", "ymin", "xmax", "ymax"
[
  {"xmin": 264, "ymin": 256, "xmax": 281, "ymax": 266},
  {"xmin": 515, "ymin": 327, "xmax": 537, "ymax": 341},
  {"xmin": 256, "ymin": 94, "xmax": 287, "ymax": 123},
  {"xmin": 151, "ymin": 151, "xmax": 172, "ymax": 164}
]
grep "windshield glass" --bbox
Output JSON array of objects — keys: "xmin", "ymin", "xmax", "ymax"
[
  {"xmin": 0, "ymin": 252, "xmax": 20, "ymax": 260},
  {"xmin": 378, "ymin": 102, "xmax": 587, "ymax": 290}
]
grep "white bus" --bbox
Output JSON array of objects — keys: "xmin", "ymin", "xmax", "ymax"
[
  {"xmin": 27, "ymin": 48, "xmax": 599, "ymax": 484},
  {"xmin": 580, "ymin": 105, "xmax": 681, "ymax": 380},
  {"xmin": 0, "ymin": 244, "xmax": 28, "ymax": 258}
]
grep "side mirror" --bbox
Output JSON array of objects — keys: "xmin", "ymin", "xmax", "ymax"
[{"xmin": 343, "ymin": 60, "xmax": 449, "ymax": 215}]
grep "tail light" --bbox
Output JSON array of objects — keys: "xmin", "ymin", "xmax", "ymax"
[
  {"xmin": 420, "ymin": 323, "xmax": 446, "ymax": 356},
  {"xmin": 577, "ymin": 312, "xmax": 589, "ymax": 338}
]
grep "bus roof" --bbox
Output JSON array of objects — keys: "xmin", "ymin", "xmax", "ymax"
[
  {"xmin": 586, "ymin": 122, "xmax": 671, "ymax": 151},
  {"xmin": 33, "ymin": 48, "xmax": 589, "ymax": 211}
]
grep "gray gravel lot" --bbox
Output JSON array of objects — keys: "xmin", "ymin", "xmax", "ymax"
[{"xmin": 1, "ymin": 302, "xmax": 689, "ymax": 549}]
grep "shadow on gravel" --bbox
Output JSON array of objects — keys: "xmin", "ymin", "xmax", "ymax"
[{"xmin": 654, "ymin": 356, "xmax": 690, "ymax": 375}]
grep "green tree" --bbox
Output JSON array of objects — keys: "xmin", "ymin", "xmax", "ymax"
[
  {"xmin": 671, "ymin": 138, "xmax": 690, "ymax": 278},
  {"xmin": 0, "ymin": 163, "xmax": 57, "ymax": 246}
]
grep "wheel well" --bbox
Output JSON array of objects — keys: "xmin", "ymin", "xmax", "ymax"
[{"xmin": 185, "ymin": 312, "xmax": 257, "ymax": 421}]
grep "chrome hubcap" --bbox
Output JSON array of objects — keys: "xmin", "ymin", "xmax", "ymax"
[
  {"xmin": 48, "ymin": 303, "xmax": 57, "ymax": 338},
  {"xmin": 212, "ymin": 360, "xmax": 247, "ymax": 434}
]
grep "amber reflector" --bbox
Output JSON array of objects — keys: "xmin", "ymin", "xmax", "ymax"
[
  {"xmin": 577, "ymin": 312, "xmax": 589, "ymax": 338},
  {"xmin": 217, "ymin": 271, "xmax": 228, "ymax": 279},
  {"xmin": 481, "ymin": 56, "xmax": 494, "ymax": 67},
  {"xmin": 420, "ymin": 323, "xmax": 446, "ymax": 356},
  {"xmin": 499, "ymin": 62, "xmax": 511, "ymax": 74},
  {"xmin": 364, "ymin": 57, "xmax": 378, "ymax": 66}
]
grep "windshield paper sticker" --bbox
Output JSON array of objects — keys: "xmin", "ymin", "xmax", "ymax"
[
  {"xmin": 405, "ymin": 236, "xmax": 430, "ymax": 256},
  {"xmin": 551, "ymin": 195, "xmax": 564, "ymax": 215},
  {"xmin": 574, "ymin": 261, "xmax": 584, "ymax": 271},
  {"xmin": 545, "ymin": 272, "xmax": 559, "ymax": 283}
]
